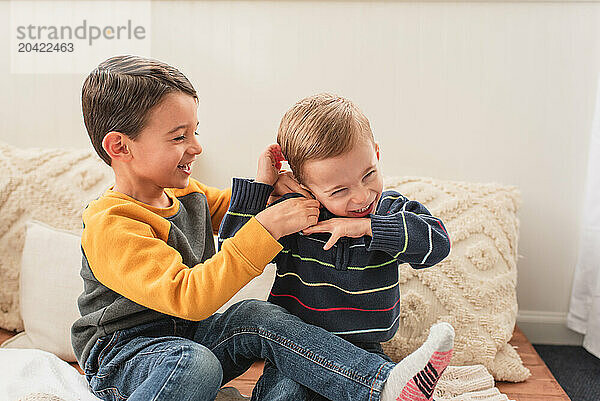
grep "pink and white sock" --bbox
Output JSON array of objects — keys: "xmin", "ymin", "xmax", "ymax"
[{"xmin": 381, "ymin": 322, "xmax": 455, "ymax": 401}]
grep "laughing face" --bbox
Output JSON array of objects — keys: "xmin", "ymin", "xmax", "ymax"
[
  {"xmin": 127, "ymin": 92, "xmax": 202, "ymax": 189},
  {"xmin": 301, "ymin": 139, "xmax": 383, "ymax": 218}
]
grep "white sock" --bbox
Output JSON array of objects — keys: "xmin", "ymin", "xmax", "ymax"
[{"xmin": 380, "ymin": 322, "xmax": 455, "ymax": 401}]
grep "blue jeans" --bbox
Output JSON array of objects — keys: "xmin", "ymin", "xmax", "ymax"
[
  {"xmin": 253, "ymin": 342, "xmax": 392, "ymax": 401},
  {"xmin": 84, "ymin": 300, "xmax": 394, "ymax": 401}
]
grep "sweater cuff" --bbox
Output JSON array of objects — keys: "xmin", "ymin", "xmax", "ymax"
[
  {"xmin": 230, "ymin": 178, "xmax": 274, "ymax": 214},
  {"xmin": 368, "ymin": 214, "xmax": 404, "ymax": 253},
  {"xmin": 228, "ymin": 217, "xmax": 283, "ymax": 273}
]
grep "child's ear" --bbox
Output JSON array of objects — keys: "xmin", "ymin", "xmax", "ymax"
[{"xmin": 102, "ymin": 132, "xmax": 132, "ymax": 162}]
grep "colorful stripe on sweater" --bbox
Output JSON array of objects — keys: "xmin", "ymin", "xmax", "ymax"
[{"xmin": 218, "ymin": 178, "xmax": 451, "ymax": 343}]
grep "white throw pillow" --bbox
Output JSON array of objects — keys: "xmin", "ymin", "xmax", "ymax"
[{"xmin": 1, "ymin": 221, "xmax": 83, "ymax": 362}]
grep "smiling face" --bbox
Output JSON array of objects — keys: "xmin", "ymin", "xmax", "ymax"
[
  {"xmin": 125, "ymin": 92, "xmax": 202, "ymax": 194},
  {"xmin": 301, "ymin": 139, "xmax": 383, "ymax": 217}
]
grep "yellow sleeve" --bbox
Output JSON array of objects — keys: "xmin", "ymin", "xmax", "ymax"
[{"xmin": 82, "ymin": 204, "xmax": 281, "ymax": 321}]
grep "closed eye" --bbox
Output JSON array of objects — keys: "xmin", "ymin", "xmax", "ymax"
[
  {"xmin": 174, "ymin": 131, "xmax": 199, "ymax": 141},
  {"xmin": 331, "ymin": 188, "xmax": 347, "ymax": 196},
  {"xmin": 363, "ymin": 170, "xmax": 376, "ymax": 180}
]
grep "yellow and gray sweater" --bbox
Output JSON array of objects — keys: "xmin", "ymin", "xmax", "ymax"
[{"xmin": 71, "ymin": 179, "xmax": 282, "ymax": 368}]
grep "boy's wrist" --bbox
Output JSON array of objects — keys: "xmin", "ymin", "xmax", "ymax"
[
  {"xmin": 368, "ymin": 214, "xmax": 402, "ymax": 252},
  {"xmin": 231, "ymin": 217, "xmax": 283, "ymax": 268},
  {"xmin": 254, "ymin": 213, "xmax": 281, "ymax": 240}
]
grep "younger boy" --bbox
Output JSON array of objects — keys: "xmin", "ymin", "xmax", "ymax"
[
  {"xmin": 72, "ymin": 56, "xmax": 454, "ymax": 401},
  {"xmin": 219, "ymin": 93, "xmax": 452, "ymax": 400}
]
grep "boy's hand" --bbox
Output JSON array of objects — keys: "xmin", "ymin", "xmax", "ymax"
[
  {"xmin": 271, "ymin": 170, "xmax": 314, "ymax": 201},
  {"xmin": 256, "ymin": 144, "xmax": 285, "ymax": 186},
  {"xmin": 302, "ymin": 218, "xmax": 372, "ymax": 250},
  {"xmin": 255, "ymin": 198, "xmax": 321, "ymax": 240}
]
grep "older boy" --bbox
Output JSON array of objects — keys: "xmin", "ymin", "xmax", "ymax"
[
  {"xmin": 219, "ymin": 93, "xmax": 452, "ymax": 400},
  {"xmin": 72, "ymin": 56, "xmax": 453, "ymax": 401}
]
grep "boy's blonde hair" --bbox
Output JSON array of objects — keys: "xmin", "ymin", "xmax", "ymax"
[{"xmin": 277, "ymin": 93, "xmax": 375, "ymax": 183}]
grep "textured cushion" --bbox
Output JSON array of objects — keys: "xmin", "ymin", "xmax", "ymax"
[
  {"xmin": 1, "ymin": 221, "xmax": 83, "ymax": 361},
  {"xmin": 0, "ymin": 142, "xmax": 112, "ymax": 331},
  {"xmin": 381, "ymin": 176, "xmax": 530, "ymax": 382}
]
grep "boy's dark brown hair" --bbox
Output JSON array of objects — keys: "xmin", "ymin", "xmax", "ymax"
[
  {"xmin": 82, "ymin": 55, "xmax": 197, "ymax": 165},
  {"xmin": 277, "ymin": 93, "xmax": 375, "ymax": 183}
]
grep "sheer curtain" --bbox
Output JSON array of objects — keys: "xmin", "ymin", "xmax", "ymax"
[{"xmin": 567, "ymin": 76, "xmax": 600, "ymax": 358}]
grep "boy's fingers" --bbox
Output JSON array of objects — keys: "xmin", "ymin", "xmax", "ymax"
[
  {"xmin": 280, "ymin": 178, "xmax": 306, "ymax": 196},
  {"xmin": 260, "ymin": 153, "xmax": 277, "ymax": 169},
  {"xmin": 262, "ymin": 147, "xmax": 274, "ymax": 159},
  {"xmin": 291, "ymin": 198, "xmax": 318, "ymax": 208},
  {"xmin": 267, "ymin": 194, "xmax": 281, "ymax": 205},
  {"xmin": 323, "ymin": 233, "xmax": 339, "ymax": 250},
  {"xmin": 276, "ymin": 172, "xmax": 313, "ymax": 198},
  {"xmin": 303, "ymin": 199, "xmax": 321, "ymax": 208},
  {"xmin": 302, "ymin": 221, "xmax": 330, "ymax": 234},
  {"xmin": 302, "ymin": 226, "xmax": 315, "ymax": 234},
  {"xmin": 296, "ymin": 187, "xmax": 314, "ymax": 199},
  {"xmin": 280, "ymin": 178, "xmax": 306, "ymax": 194}
]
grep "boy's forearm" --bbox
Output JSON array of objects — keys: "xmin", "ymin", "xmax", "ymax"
[
  {"xmin": 369, "ymin": 193, "xmax": 451, "ymax": 267},
  {"xmin": 218, "ymin": 178, "xmax": 274, "ymax": 248},
  {"xmin": 86, "ymin": 217, "xmax": 281, "ymax": 321},
  {"xmin": 369, "ymin": 212, "xmax": 450, "ymax": 267},
  {"xmin": 229, "ymin": 178, "xmax": 273, "ymax": 214}
]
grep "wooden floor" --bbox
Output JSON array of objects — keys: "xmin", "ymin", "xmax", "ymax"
[
  {"xmin": 1, "ymin": 326, "xmax": 571, "ymax": 400},
  {"xmin": 496, "ymin": 327, "xmax": 571, "ymax": 401}
]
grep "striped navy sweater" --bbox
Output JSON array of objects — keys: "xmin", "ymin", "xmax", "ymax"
[{"xmin": 218, "ymin": 178, "xmax": 451, "ymax": 343}]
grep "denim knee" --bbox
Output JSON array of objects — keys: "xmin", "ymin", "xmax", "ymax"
[
  {"xmin": 89, "ymin": 338, "xmax": 224, "ymax": 401},
  {"xmin": 231, "ymin": 300, "xmax": 293, "ymax": 326},
  {"xmin": 182, "ymin": 344, "xmax": 223, "ymax": 387},
  {"xmin": 137, "ymin": 343, "xmax": 223, "ymax": 401}
]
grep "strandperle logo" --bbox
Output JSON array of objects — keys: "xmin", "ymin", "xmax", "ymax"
[
  {"xmin": 10, "ymin": 1, "xmax": 151, "ymax": 74},
  {"xmin": 15, "ymin": 19, "xmax": 146, "ymax": 46}
]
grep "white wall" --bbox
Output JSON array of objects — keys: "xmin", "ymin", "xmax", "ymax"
[{"xmin": 2, "ymin": 1, "xmax": 599, "ymax": 344}]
